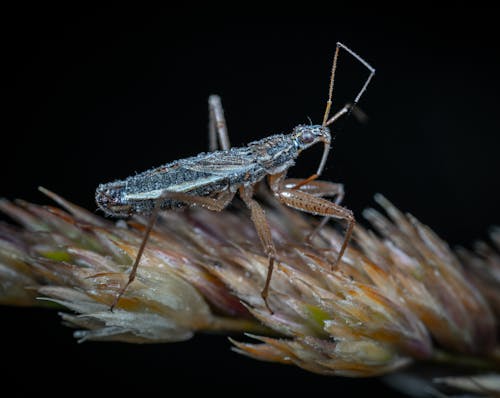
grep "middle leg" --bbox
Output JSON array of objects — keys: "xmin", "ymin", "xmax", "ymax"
[{"xmin": 239, "ymin": 186, "xmax": 277, "ymax": 313}]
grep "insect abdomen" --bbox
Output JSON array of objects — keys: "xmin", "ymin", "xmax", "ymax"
[{"xmin": 122, "ymin": 161, "xmax": 265, "ymax": 214}]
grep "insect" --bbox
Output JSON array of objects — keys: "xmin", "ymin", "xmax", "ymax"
[{"xmin": 96, "ymin": 42, "xmax": 375, "ymax": 311}]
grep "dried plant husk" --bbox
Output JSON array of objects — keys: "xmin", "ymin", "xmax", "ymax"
[{"xmin": 0, "ymin": 188, "xmax": 498, "ymax": 381}]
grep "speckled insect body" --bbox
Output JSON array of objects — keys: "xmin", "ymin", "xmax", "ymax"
[{"xmin": 96, "ymin": 129, "xmax": 323, "ymax": 217}]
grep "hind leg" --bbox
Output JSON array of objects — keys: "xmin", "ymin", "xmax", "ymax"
[
  {"xmin": 110, "ymin": 189, "xmax": 235, "ymax": 310},
  {"xmin": 208, "ymin": 95, "xmax": 231, "ymax": 151}
]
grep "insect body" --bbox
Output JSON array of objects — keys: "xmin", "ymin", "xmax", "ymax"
[
  {"xmin": 96, "ymin": 42, "xmax": 375, "ymax": 311},
  {"xmin": 96, "ymin": 126, "xmax": 329, "ymax": 217}
]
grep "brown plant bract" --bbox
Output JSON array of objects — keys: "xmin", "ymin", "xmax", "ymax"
[{"xmin": 0, "ymin": 188, "xmax": 498, "ymax": 377}]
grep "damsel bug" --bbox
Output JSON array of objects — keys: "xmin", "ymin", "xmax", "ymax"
[{"xmin": 96, "ymin": 42, "xmax": 375, "ymax": 311}]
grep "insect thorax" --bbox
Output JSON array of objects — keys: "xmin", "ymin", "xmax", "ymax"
[{"xmin": 249, "ymin": 134, "xmax": 299, "ymax": 174}]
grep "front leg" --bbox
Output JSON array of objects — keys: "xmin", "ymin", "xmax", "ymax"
[
  {"xmin": 284, "ymin": 178, "xmax": 344, "ymax": 203},
  {"xmin": 269, "ymin": 173, "xmax": 354, "ymax": 268},
  {"xmin": 285, "ymin": 178, "xmax": 345, "ymax": 241}
]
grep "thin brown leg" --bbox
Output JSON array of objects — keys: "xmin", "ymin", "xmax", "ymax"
[
  {"xmin": 110, "ymin": 189, "xmax": 234, "ymax": 310},
  {"xmin": 110, "ymin": 197, "xmax": 163, "ymax": 311},
  {"xmin": 270, "ymin": 173, "xmax": 355, "ymax": 268},
  {"xmin": 284, "ymin": 178, "xmax": 344, "ymax": 201},
  {"xmin": 291, "ymin": 173, "xmax": 320, "ymax": 190},
  {"xmin": 239, "ymin": 186, "xmax": 277, "ymax": 313},
  {"xmin": 284, "ymin": 178, "xmax": 345, "ymax": 243},
  {"xmin": 293, "ymin": 103, "xmax": 354, "ymax": 191}
]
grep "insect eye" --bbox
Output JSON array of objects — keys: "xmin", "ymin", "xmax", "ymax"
[{"xmin": 300, "ymin": 131, "xmax": 315, "ymax": 144}]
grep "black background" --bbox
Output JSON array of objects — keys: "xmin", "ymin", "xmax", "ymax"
[{"xmin": 1, "ymin": 5, "xmax": 499, "ymax": 397}]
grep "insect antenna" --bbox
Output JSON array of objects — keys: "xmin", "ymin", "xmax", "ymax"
[
  {"xmin": 315, "ymin": 42, "xmax": 376, "ymax": 178},
  {"xmin": 321, "ymin": 44, "xmax": 340, "ymax": 127},
  {"xmin": 323, "ymin": 42, "xmax": 376, "ymax": 128},
  {"xmin": 304, "ymin": 43, "xmax": 377, "ymax": 253}
]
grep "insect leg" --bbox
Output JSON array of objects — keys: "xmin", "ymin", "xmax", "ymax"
[
  {"xmin": 269, "ymin": 173, "xmax": 354, "ymax": 268},
  {"xmin": 239, "ymin": 186, "xmax": 277, "ymax": 313},
  {"xmin": 110, "ymin": 194, "xmax": 164, "ymax": 311},
  {"xmin": 208, "ymin": 95, "xmax": 231, "ymax": 151},
  {"xmin": 110, "ymin": 189, "xmax": 235, "ymax": 310},
  {"xmin": 284, "ymin": 178, "xmax": 344, "ymax": 242},
  {"xmin": 283, "ymin": 178, "xmax": 344, "ymax": 201},
  {"xmin": 293, "ymin": 100, "xmax": 368, "ymax": 196}
]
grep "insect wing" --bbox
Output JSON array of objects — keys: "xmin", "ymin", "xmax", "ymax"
[{"xmin": 182, "ymin": 149, "xmax": 255, "ymax": 175}]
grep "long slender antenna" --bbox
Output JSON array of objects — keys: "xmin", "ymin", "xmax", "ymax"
[
  {"xmin": 321, "ymin": 45, "xmax": 340, "ymax": 126},
  {"xmin": 338, "ymin": 42, "xmax": 376, "ymax": 106},
  {"xmin": 313, "ymin": 42, "xmax": 376, "ymax": 179},
  {"xmin": 321, "ymin": 42, "xmax": 376, "ymax": 127},
  {"xmin": 325, "ymin": 104, "xmax": 350, "ymax": 127}
]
